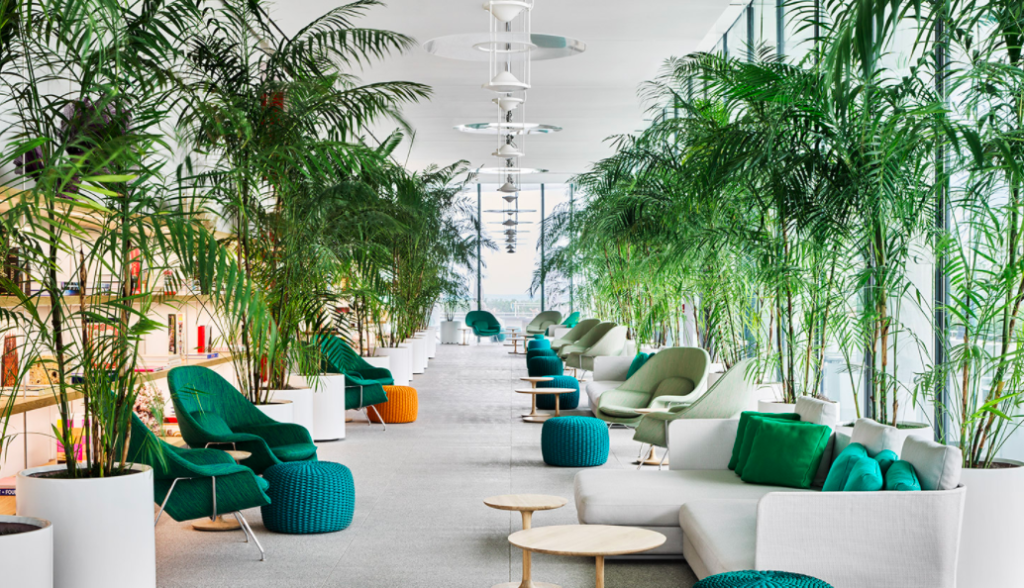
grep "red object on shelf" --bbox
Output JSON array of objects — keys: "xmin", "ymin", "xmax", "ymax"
[{"xmin": 197, "ymin": 326, "xmax": 206, "ymax": 353}]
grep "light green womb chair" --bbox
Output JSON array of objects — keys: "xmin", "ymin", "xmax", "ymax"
[
  {"xmin": 631, "ymin": 358, "xmax": 757, "ymax": 450},
  {"xmin": 550, "ymin": 318, "xmax": 600, "ymax": 353},
  {"xmin": 526, "ymin": 310, "xmax": 563, "ymax": 335},
  {"xmin": 563, "ymin": 324, "xmax": 628, "ymax": 374},
  {"xmin": 559, "ymin": 321, "xmax": 616, "ymax": 359},
  {"xmin": 594, "ymin": 347, "xmax": 711, "ymax": 426}
]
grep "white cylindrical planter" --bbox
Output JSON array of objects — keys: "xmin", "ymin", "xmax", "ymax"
[
  {"xmin": 311, "ymin": 374, "xmax": 346, "ymax": 441},
  {"xmin": 375, "ymin": 346, "xmax": 411, "ymax": 386},
  {"xmin": 409, "ymin": 337, "xmax": 427, "ymax": 374},
  {"xmin": 0, "ymin": 516, "xmax": 53, "ymax": 588},
  {"xmin": 426, "ymin": 326, "xmax": 438, "ymax": 358},
  {"xmin": 959, "ymin": 461, "xmax": 1024, "ymax": 588},
  {"xmin": 363, "ymin": 356, "xmax": 390, "ymax": 371},
  {"xmin": 441, "ymin": 320, "xmax": 461, "ymax": 344},
  {"xmin": 272, "ymin": 380, "xmax": 314, "ymax": 437},
  {"xmin": 254, "ymin": 400, "xmax": 294, "ymax": 423},
  {"xmin": 757, "ymin": 400, "xmax": 797, "ymax": 414},
  {"xmin": 18, "ymin": 464, "xmax": 154, "ymax": 588}
]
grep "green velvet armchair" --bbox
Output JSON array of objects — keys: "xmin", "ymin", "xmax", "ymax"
[
  {"xmin": 318, "ymin": 334, "xmax": 391, "ymax": 425},
  {"xmin": 128, "ymin": 413, "xmax": 269, "ymax": 560},
  {"xmin": 561, "ymin": 311, "xmax": 580, "ymax": 328},
  {"xmin": 465, "ymin": 310, "xmax": 503, "ymax": 339},
  {"xmin": 550, "ymin": 318, "xmax": 599, "ymax": 353},
  {"xmin": 168, "ymin": 366, "xmax": 318, "ymax": 475},
  {"xmin": 594, "ymin": 347, "xmax": 711, "ymax": 426},
  {"xmin": 526, "ymin": 310, "xmax": 563, "ymax": 335},
  {"xmin": 632, "ymin": 358, "xmax": 757, "ymax": 449}
]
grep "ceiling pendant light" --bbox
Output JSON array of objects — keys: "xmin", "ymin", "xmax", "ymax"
[
  {"xmin": 498, "ymin": 180, "xmax": 518, "ymax": 193},
  {"xmin": 493, "ymin": 143, "xmax": 524, "ymax": 158},
  {"xmin": 484, "ymin": 1, "xmax": 530, "ymax": 23},
  {"xmin": 493, "ymin": 97, "xmax": 523, "ymax": 111},
  {"xmin": 502, "ymin": 194, "xmax": 517, "ymax": 202},
  {"xmin": 483, "ymin": 70, "xmax": 529, "ymax": 93}
]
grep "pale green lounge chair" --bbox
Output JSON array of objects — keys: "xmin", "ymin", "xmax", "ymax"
[
  {"xmin": 593, "ymin": 347, "xmax": 710, "ymax": 426},
  {"xmin": 564, "ymin": 325, "xmax": 628, "ymax": 374},
  {"xmin": 559, "ymin": 322, "xmax": 616, "ymax": 360},
  {"xmin": 631, "ymin": 358, "xmax": 757, "ymax": 449},
  {"xmin": 526, "ymin": 310, "xmax": 563, "ymax": 335},
  {"xmin": 550, "ymin": 318, "xmax": 600, "ymax": 353}
]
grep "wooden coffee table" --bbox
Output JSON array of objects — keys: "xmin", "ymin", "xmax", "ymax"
[
  {"xmin": 460, "ymin": 327, "xmax": 472, "ymax": 345},
  {"xmin": 509, "ymin": 525, "xmax": 666, "ymax": 588},
  {"xmin": 520, "ymin": 377, "xmax": 553, "ymax": 416},
  {"xmin": 516, "ymin": 388, "xmax": 575, "ymax": 423},
  {"xmin": 484, "ymin": 494, "xmax": 568, "ymax": 588},
  {"xmin": 506, "ymin": 336, "xmax": 527, "ymax": 355}
]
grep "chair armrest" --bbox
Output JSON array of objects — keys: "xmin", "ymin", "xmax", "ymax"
[
  {"xmin": 236, "ymin": 423, "xmax": 313, "ymax": 446},
  {"xmin": 584, "ymin": 337, "xmax": 625, "ymax": 358},
  {"xmin": 755, "ymin": 487, "xmax": 966, "ymax": 588},
  {"xmin": 592, "ymin": 356, "xmax": 633, "ymax": 381},
  {"xmin": 668, "ymin": 418, "xmax": 738, "ymax": 470},
  {"xmin": 357, "ymin": 367, "xmax": 392, "ymax": 382}
]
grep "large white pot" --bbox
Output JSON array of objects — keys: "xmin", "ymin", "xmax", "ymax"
[
  {"xmin": 362, "ymin": 355, "xmax": 390, "ymax": 371},
  {"xmin": 757, "ymin": 399, "xmax": 797, "ymax": 414},
  {"xmin": 18, "ymin": 464, "xmax": 154, "ymax": 588},
  {"xmin": 440, "ymin": 320, "xmax": 461, "ymax": 345},
  {"xmin": 375, "ymin": 346, "xmax": 411, "ymax": 386},
  {"xmin": 425, "ymin": 326, "xmax": 438, "ymax": 358},
  {"xmin": 409, "ymin": 337, "xmax": 427, "ymax": 374},
  {"xmin": 959, "ymin": 461, "xmax": 1024, "ymax": 588},
  {"xmin": 254, "ymin": 400, "xmax": 294, "ymax": 423},
  {"xmin": 0, "ymin": 515, "xmax": 53, "ymax": 588},
  {"xmin": 310, "ymin": 374, "xmax": 346, "ymax": 441},
  {"xmin": 272, "ymin": 380, "xmax": 315, "ymax": 437}
]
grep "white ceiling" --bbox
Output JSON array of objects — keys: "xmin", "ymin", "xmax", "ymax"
[{"xmin": 271, "ymin": 1, "xmax": 733, "ymax": 183}]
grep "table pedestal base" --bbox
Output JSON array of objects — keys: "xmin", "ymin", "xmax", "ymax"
[
  {"xmin": 192, "ymin": 516, "xmax": 240, "ymax": 532},
  {"xmin": 491, "ymin": 582, "xmax": 560, "ymax": 588},
  {"xmin": 633, "ymin": 446, "xmax": 669, "ymax": 467},
  {"xmin": 522, "ymin": 415, "xmax": 554, "ymax": 423}
]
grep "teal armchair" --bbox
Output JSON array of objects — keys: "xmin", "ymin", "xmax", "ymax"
[
  {"xmin": 594, "ymin": 347, "xmax": 711, "ymax": 426},
  {"xmin": 168, "ymin": 366, "xmax": 318, "ymax": 475},
  {"xmin": 465, "ymin": 310, "xmax": 503, "ymax": 339},
  {"xmin": 632, "ymin": 358, "xmax": 756, "ymax": 449},
  {"xmin": 526, "ymin": 310, "xmax": 562, "ymax": 335},
  {"xmin": 128, "ymin": 413, "xmax": 269, "ymax": 560},
  {"xmin": 318, "ymin": 334, "xmax": 390, "ymax": 426},
  {"xmin": 561, "ymin": 311, "xmax": 580, "ymax": 328}
]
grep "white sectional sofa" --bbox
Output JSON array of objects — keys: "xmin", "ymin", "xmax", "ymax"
[{"xmin": 574, "ymin": 416, "xmax": 967, "ymax": 588}]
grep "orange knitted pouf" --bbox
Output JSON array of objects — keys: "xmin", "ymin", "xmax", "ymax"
[{"xmin": 368, "ymin": 386, "xmax": 419, "ymax": 424}]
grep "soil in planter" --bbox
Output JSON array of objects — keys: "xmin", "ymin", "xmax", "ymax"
[
  {"xmin": 896, "ymin": 423, "xmax": 929, "ymax": 430},
  {"xmin": 965, "ymin": 461, "xmax": 1021, "ymax": 470},
  {"xmin": 0, "ymin": 522, "xmax": 39, "ymax": 535},
  {"xmin": 30, "ymin": 466, "xmax": 144, "ymax": 479}
]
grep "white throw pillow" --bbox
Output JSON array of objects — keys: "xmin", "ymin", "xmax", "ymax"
[
  {"xmin": 901, "ymin": 436, "xmax": 962, "ymax": 491},
  {"xmin": 796, "ymin": 397, "xmax": 840, "ymax": 487},
  {"xmin": 850, "ymin": 418, "xmax": 903, "ymax": 456}
]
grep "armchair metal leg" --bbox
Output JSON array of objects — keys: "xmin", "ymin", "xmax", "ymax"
[
  {"xmin": 368, "ymin": 405, "xmax": 387, "ymax": 431},
  {"xmin": 234, "ymin": 512, "xmax": 266, "ymax": 561},
  {"xmin": 155, "ymin": 478, "xmax": 183, "ymax": 526}
]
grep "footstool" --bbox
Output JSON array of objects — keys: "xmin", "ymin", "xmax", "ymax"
[
  {"xmin": 541, "ymin": 416, "xmax": 609, "ymax": 467},
  {"xmin": 368, "ymin": 385, "xmax": 418, "ymax": 423},
  {"xmin": 261, "ymin": 461, "xmax": 355, "ymax": 534},
  {"xmin": 536, "ymin": 375, "xmax": 580, "ymax": 411},
  {"xmin": 695, "ymin": 571, "xmax": 834, "ymax": 587}
]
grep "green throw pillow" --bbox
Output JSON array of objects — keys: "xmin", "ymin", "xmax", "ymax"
[
  {"xmin": 730, "ymin": 411, "xmax": 801, "ymax": 472},
  {"xmin": 843, "ymin": 456, "xmax": 884, "ymax": 491},
  {"xmin": 873, "ymin": 449, "xmax": 898, "ymax": 476},
  {"xmin": 885, "ymin": 460, "xmax": 923, "ymax": 491},
  {"xmin": 740, "ymin": 419, "xmax": 832, "ymax": 489},
  {"xmin": 626, "ymin": 353, "xmax": 650, "ymax": 379},
  {"xmin": 822, "ymin": 442, "xmax": 869, "ymax": 492}
]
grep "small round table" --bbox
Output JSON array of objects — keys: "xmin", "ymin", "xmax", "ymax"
[
  {"xmin": 509, "ymin": 525, "xmax": 666, "ymax": 588},
  {"xmin": 506, "ymin": 336, "xmax": 525, "ymax": 355},
  {"xmin": 631, "ymin": 408, "xmax": 671, "ymax": 466},
  {"xmin": 460, "ymin": 327, "xmax": 472, "ymax": 346},
  {"xmin": 517, "ymin": 388, "xmax": 575, "ymax": 423},
  {"xmin": 520, "ymin": 377, "xmax": 553, "ymax": 416},
  {"xmin": 484, "ymin": 494, "xmax": 568, "ymax": 588},
  {"xmin": 192, "ymin": 449, "xmax": 253, "ymax": 532}
]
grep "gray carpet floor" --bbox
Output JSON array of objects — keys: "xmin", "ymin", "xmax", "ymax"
[{"xmin": 155, "ymin": 340, "xmax": 696, "ymax": 587}]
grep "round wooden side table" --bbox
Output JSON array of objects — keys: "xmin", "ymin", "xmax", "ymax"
[
  {"xmin": 516, "ymin": 388, "xmax": 575, "ymax": 423},
  {"xmin": 631, "ymin": 408, "xmax": 672, "ymax": 466},
  {"xmin": 509, "ymin": 525, "xmax": 666, "ymax": 588},
  {"xmin": 191, "ymin": 449, "xmax": 253, "ymax": 532},
  {"xmin": 519, "ymin": 377, "xmax": 553, "ymax": 416},
  {"xmin": 484, "ymin": 494, "xmax": 568, "ymax": 588}
]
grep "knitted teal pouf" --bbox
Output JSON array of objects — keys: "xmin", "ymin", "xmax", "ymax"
[
  {"xmin": 526, "ymin": 348, "xmax": 557, "ymax": 362},
  {"xmin": 536, "ymin": 375, "xmax": 580, "ymax": 410},
  {"xmin": 527, "ymin": 339, "xmax": 551, "ymax": 351},
  {"xmin": 533, "ymin": 333, "xmax": 545, "ymax": 340},
  {"xmin": 541, "ymin": 416, "xmax": 609, "ymax": 467},
  {"xmin": 261, "ymin": 461, "xmax": 355, "ymax": 534},
  {"xmin": 528, "ymin": 355, "xmax": 563, "ymax": 377},
  {"xmin": 694, "ymin": 571, "xmax": 834, "ymax": 588}
]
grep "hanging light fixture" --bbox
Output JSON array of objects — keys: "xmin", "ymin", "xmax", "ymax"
[{"xmin": 482, "ymin": 1, "xmax": 532, "ymax": 93}]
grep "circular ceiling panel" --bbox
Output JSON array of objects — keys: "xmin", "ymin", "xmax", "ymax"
[
  {"xmin": 423, "ymin": 33, "xmax": 586, "ymax": 62},
  {"xmin": 454, "ymin": 122, "xmax": 562, "ymax": 135}
]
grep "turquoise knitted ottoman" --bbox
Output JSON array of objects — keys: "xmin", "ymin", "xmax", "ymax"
[
  {"xmin": 261, "ymin": 461, "xmax": 355, "ymax": 534},
  {"xmin": 536, "ymin": 375, "xmax": 580, "ymax": 410},
  {"xmin": 541, "ymin": 416, "xmax": 609, "ymax": 467},
  {"xmin": 526, "ymin": 348, "xmax": 557, "ymax": 361},
  {"xmin": 695, "ymin": 571, "xmax": 834, "ymax": 587},
  {"xmin": 527, "ymin": 339, "xmax": 551, "ymax": 350},
  {"xmin": 528, "ymin": 355, "xmax": 563, "ymax": 377}
]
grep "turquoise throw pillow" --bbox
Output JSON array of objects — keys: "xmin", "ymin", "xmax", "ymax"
[
  {"xmin": 843, "ymin": 456, "xmax": 884, "ymax": 491},
  {"xmin": 730, "ymin": 411, "xmax": 801, "ymax": 472},
  {"xmin": 740, "ymin": 419, "xmax": 832, "ymax": 489},
  {"xmin": 626, "ymin": 353, "xmax": 649, "ymax": 379},
  {"xmin": 885, "ymin": 460, "xmax": 923, "ymax": 491},
  {"xmin": 822, "ymin": 443, "xmax": 869, "ymax": 492},
  {"xmin": 873, "ymin": 449, "xmax": 898, "ymax": 476}
]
